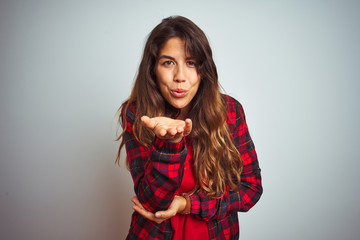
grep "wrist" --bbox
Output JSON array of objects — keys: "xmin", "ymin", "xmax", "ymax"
[
  {"xmin": 180, "ymin": 193, "xmax": 191, "ymax": 215},
  {"xmin": 168, "ymin": 136, "xmax": 183, "ymax": 143},
  {"xmin": 153, "ymin": 136, "xmax": 185, "ymax": 154}
]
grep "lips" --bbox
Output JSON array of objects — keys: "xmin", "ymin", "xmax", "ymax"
[{"xmin": 170, "ymin": 89, "xmax": 188, "ymax": 98}]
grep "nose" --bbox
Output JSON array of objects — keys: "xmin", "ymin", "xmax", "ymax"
[{"xmin": 174, "ymin": 65, "xmax": 186, "ymax": 82}]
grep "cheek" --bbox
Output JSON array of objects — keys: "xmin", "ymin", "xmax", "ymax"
[
  {"xmin": 157, "ymin": 80, "xmax": 170, "ymax": 99},
  {"xmin": 192, "ymin": 80, "xmax": 201, "ymax": 97},
  {"xmin": 159, "ymin": 84, "xmax": 167, "ymax": 95},
  {"xmin": 192, "ymin": 75, "xmax": 201, "ymax": 90},
  {"xmin": 156, "ymin": 68, "xmax": 170, "ymax": 85},
  {"xmin": 157, "ymin": 77, "xmax": 169, "ymax": 93}
]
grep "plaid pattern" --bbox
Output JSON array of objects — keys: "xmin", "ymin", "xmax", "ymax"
[{"xmin": 125, "ymin": 95, "xmax": 262, "ymax": 240}]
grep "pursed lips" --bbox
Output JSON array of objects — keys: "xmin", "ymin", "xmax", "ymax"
[{"xmin": 170, "ymin": 89, "xmax": 188, "ymax": 98}]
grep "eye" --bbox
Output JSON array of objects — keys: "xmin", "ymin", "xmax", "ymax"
[
  {"xmin": 186, "ymin": 61, "xmax": 197, "ymax": 67},
  {"xmin": 162, "ymin": 60, "xmax": 175, "ymax": 66}
]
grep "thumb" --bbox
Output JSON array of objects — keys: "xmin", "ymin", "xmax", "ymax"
[{"xmin": 183, "ymin": 119, "xmax": 192, "ymax": 136}]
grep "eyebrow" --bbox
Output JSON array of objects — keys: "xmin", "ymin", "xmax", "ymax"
[{"xmin": 158, "ymin": 55, "xmax": 196, "ymax": 61}]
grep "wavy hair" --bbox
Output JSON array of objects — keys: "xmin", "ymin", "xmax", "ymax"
[{"xmin": 116, "ymin": 16, "xmax": 243, "ymax": 197}]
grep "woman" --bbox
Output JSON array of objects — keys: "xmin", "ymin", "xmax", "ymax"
[{"xmin": 116, "ymin": 16, "xmax": 262, "ymax": 240}]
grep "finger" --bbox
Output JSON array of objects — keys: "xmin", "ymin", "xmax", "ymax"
[
  {"xmin": 164, "ymin": 125, "xmax": 184, "ymax": 139},
  {"xmin": 132, "ymin": 205, "xmax": 155, "ymax": 220},
  {"xmin": 141, "ymin": 116, "xmax": 158, "ymax": 130},
  {"xmin": 131, "ymin": 196, "xmax": 138, "ymax": 205},
  {"xmin": 158, "ymin": 127, "xmax": 167, "ymax": 137},
  {"xmin": 155, "ymin": 211, "xmax": 165, "ymax": 218},
  {"xmin": 131, "ymin": 196, "xmax": 145, "ymax": 210},
  {"xmin": 133, "ymin": 205, "xmax": 164, "ymax": 224},
  {"xmin": 183, "ymin": 119, "xmax": 192, "ymax": 136},
  {"xmin": 176, "ymin": 126, "xmax": 184, "ymax": 133},
  {"xmin": 171, "ymin": 132, "xmax": 183, "ymax": 141},
  {"xmin": 155, "ymin": 208, "xmax": 176, "ymax": 219},
  {"xmin": 164, "ymin": 130, "xmax": 182, "ymax": 142},
  {"xmin": 168, "ymin": 127, "xmax": 178, "ymax": 136}
]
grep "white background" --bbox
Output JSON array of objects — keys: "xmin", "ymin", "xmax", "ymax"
[{"xmin": 1, "ymin": 0, "xmax": 359, "ymax": 239}]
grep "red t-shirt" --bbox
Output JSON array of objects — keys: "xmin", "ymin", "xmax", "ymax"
[{"xmin": 171, "ymin": 140, "xmax": 209, "ymax": 240}]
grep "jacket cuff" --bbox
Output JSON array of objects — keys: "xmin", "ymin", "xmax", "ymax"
[
  {"xmin": 153, "ymin": 136, "xmax": 186, "ymax": 154},
  {"xmin": 189, "ymin": 194, "xmax": 200, "ymax": 215}
]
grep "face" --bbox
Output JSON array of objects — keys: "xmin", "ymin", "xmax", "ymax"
[{"xmin": 155, "ymin": 37, "xmax": 201, "ymax": 118}]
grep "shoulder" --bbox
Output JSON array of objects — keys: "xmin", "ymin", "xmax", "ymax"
[
  {"xmin": 121, "ymin": 100, "xmax": 136, "ymax": 124},
  {"xmin": 221, "ymin": 94, "xmax": 245, "ymax": 123}
]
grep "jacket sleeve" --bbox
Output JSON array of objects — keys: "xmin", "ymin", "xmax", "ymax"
[
  {"xmin": 189, "ymin": 98, "xmax": 262, "ymax": 221},
  {"xmin": 123, "ymin": 105, "xmax": 187, "ymax": 212}
]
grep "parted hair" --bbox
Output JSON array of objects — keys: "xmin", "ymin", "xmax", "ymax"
[{"xmin": 116, "ymin": 16, "xmax": 243, "ymax": 197}]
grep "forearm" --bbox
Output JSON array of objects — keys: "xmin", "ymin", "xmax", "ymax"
[
  {"xmin": 190, "ymin": 150, "xmax": 262, "ymax": 221},
  {"xmin": 127, "ymin": 133, "xmax": 187, "ymax": 212}
]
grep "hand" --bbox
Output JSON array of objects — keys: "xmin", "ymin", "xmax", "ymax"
[
  {"xmin": 141, "ymin": 116, "xmax": 192, "ymax": 143},
  {"xmin": 131, "ymin": 195, "xmax": 186, "ymax": 224}
]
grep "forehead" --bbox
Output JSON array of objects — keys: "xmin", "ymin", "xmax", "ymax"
[{"xmin": 158, "ymin": 37, "xmax": 192, "ymax": 57}]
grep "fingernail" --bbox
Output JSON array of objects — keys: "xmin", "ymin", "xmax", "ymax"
[{"xmin": 155, "ymin": 213, "xmax": 162, "ymax": 218}]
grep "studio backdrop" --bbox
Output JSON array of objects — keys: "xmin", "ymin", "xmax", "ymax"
[{"xmin": 0, "ymin": 1, "xmax": 359, "ymax": 239}]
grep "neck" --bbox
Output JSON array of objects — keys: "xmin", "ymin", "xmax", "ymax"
[{"xmin": 177, "ymin": 106, "xmax": 189, "ymax": 120}]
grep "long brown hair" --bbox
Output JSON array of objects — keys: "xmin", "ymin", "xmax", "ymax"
[{"xmin": 116, "ymin": 16, "xmax": 243, "ymax": 197}]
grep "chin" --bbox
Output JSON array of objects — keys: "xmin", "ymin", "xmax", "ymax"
[
  {"xmin": 170, "ymin": 102, "xmax": 187, "ymax": 110},
  {"xmin": 166, "ymin": 95, "xmax": 191, "ymax": 109}
]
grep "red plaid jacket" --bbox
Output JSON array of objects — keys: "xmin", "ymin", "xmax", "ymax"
[{"xmin": 124, "ymin": 95, "xmax": 262, "ymax": 240}]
